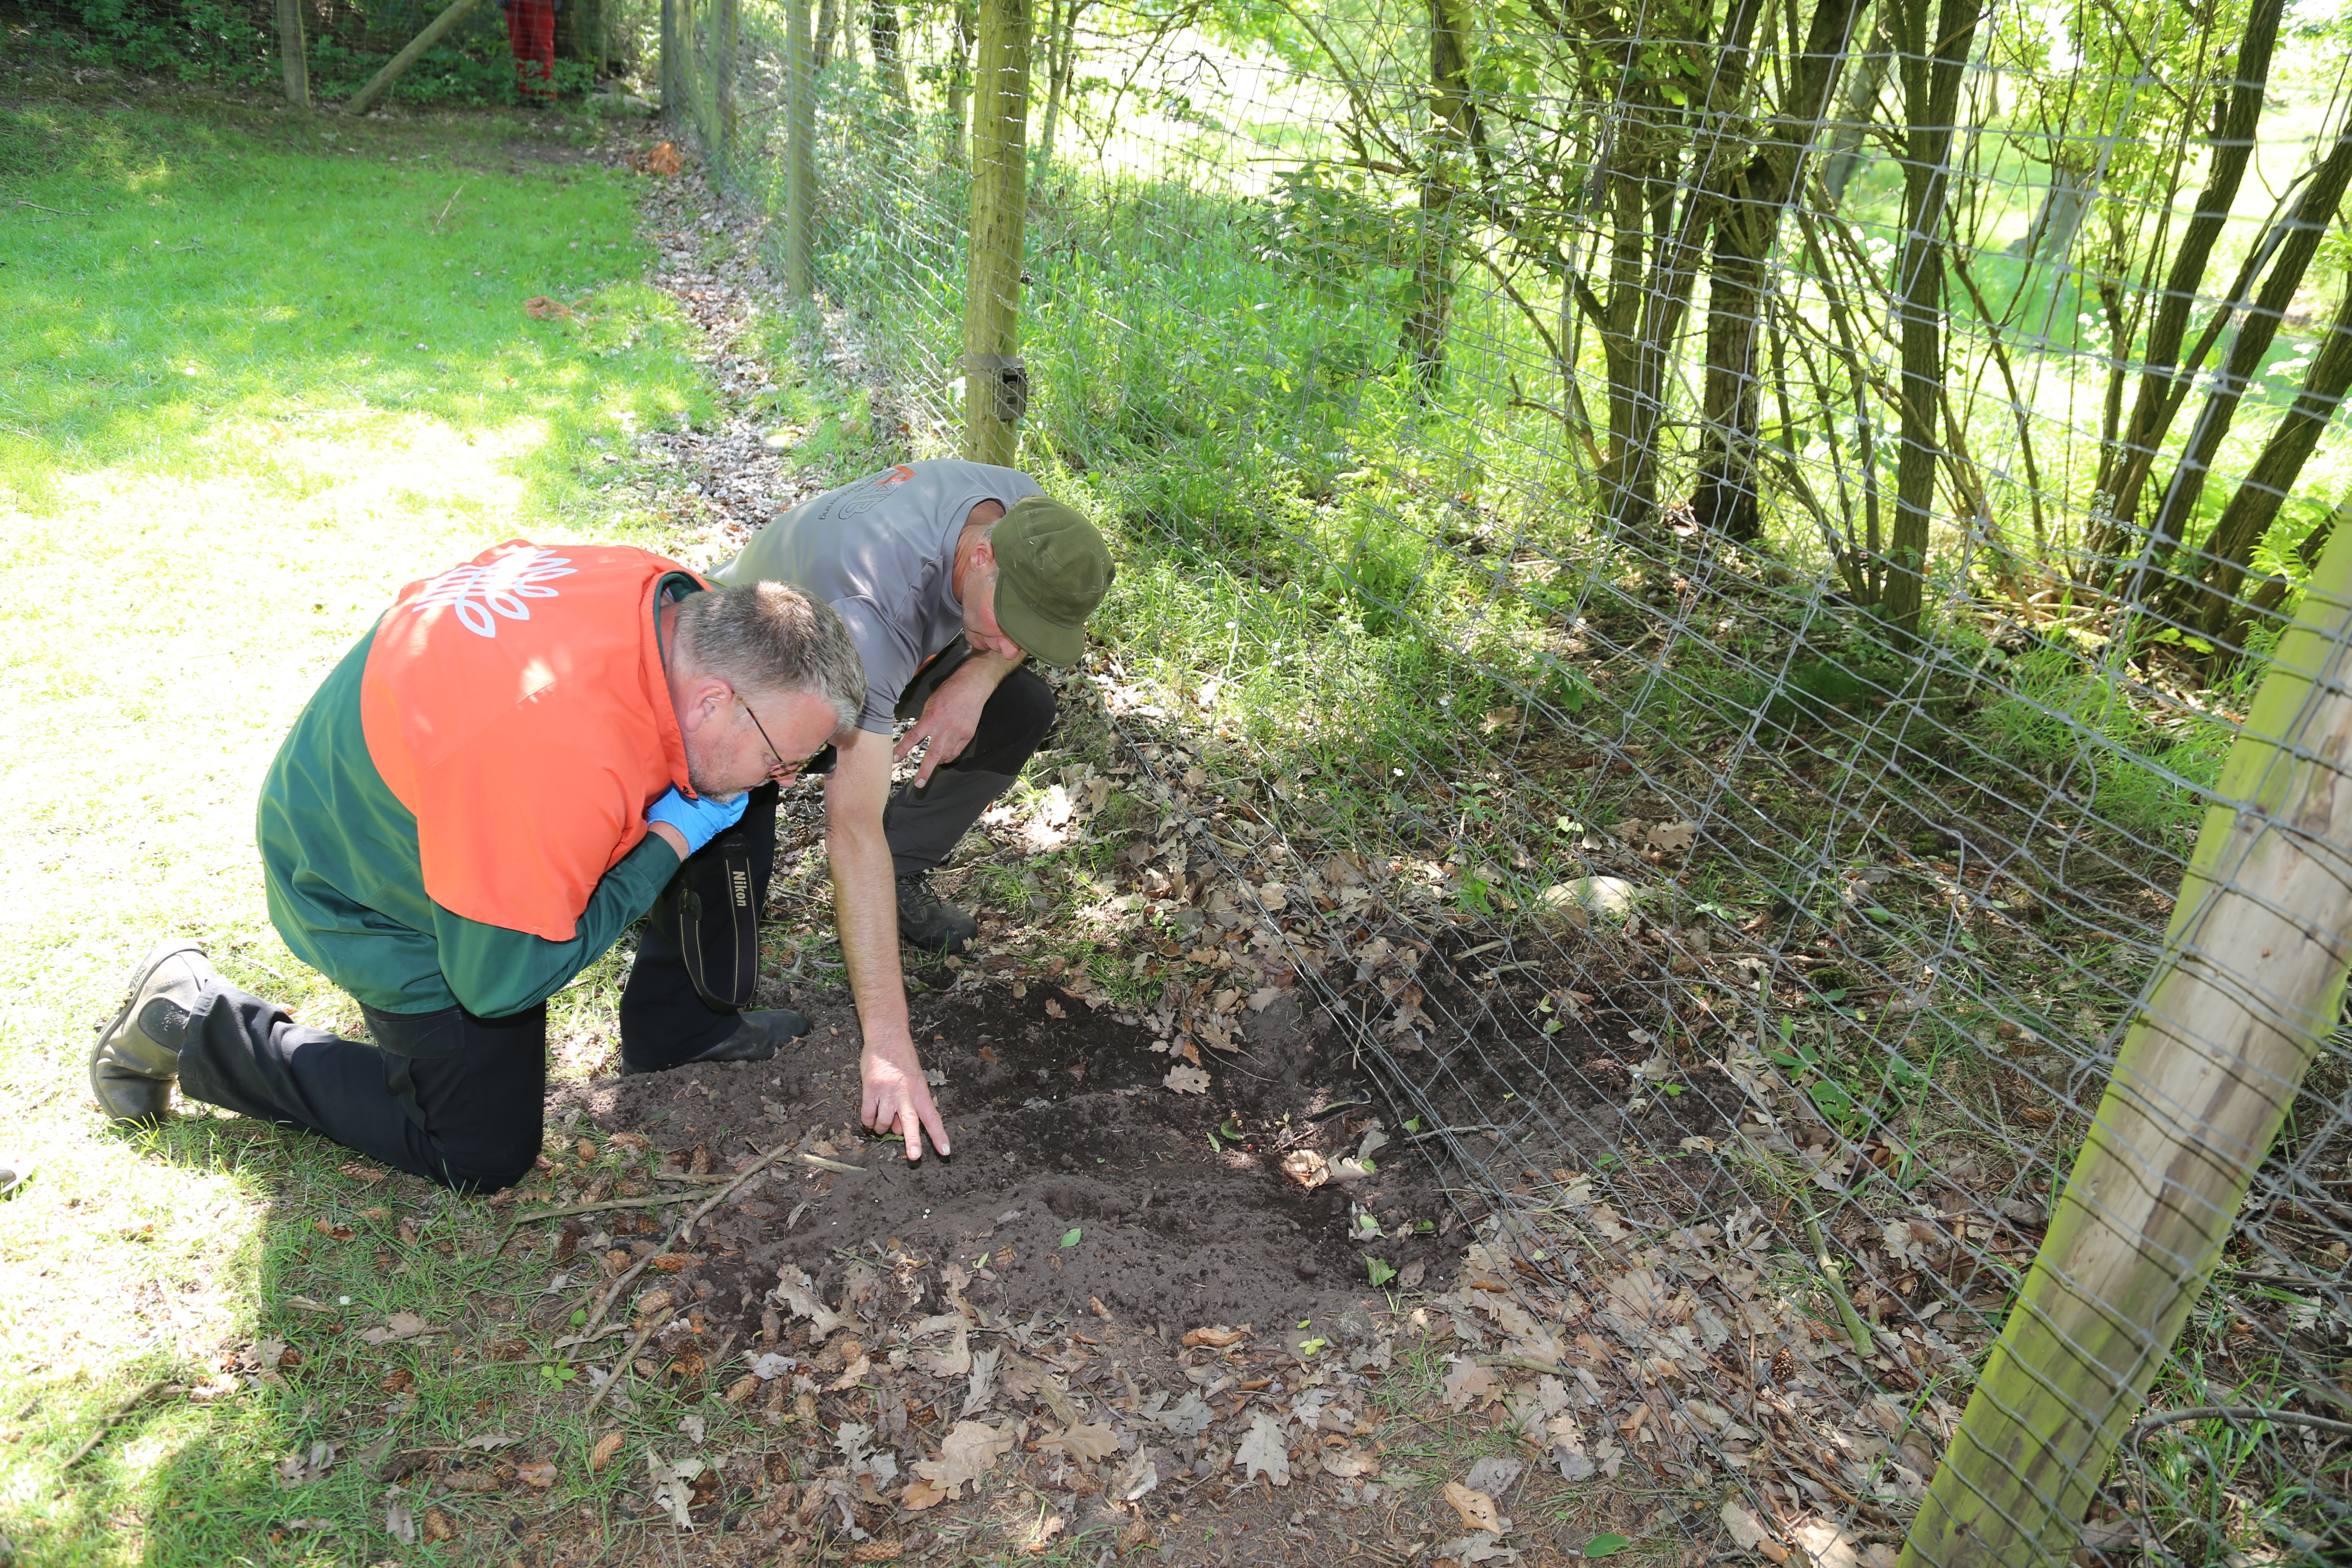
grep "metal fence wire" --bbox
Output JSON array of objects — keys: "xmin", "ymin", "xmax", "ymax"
[{"xmin": 657, "ymin": 0, "xmax": 2352, "ymax": 1560}]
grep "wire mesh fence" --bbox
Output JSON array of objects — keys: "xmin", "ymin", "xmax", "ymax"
[{"xmin": 655, "ymin": 0, "xmax": 2352, "ymax": 1559}]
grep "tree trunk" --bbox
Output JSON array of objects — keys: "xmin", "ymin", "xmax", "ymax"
[
  {"xmin": 1878, "ymin": 0, "xmax": 1981, "ymax": 641},
  {"xmin": 814, "ymin": 0, "xmax": 839, "ymax": 69},
  {"xmin": 1688, "ymin": 0, "xmax": 1872, "ymax": 541},
  {"xmin": 2141, "ymin": 124, "xmax": 2352, "ymax": 611},
  {"xmin": 963, "ymin": 0, "xmax": 1032, "ymax": 467},
  {"xmin": 784, "ymin": 0, "xmax": 816, "ymax": 296},
  {"xmin": 275, "ymin": 0, "xmax": 309, "ymax": 107},
  {"xmin": 2012, "ymin": 163, "xmax": 2092, "ymax": 264},
  {"xmin": 346, "ymin": 0, "xmax": 487, "ymax": 115},
  {"xmin": 871, "ymin": 1, "xmax": 912, "ymax": 109},
  {"xmin": 2088, "ymin": 0, "xmax": 2284, "ymax": 566},
  {"xmin": 2199, "ymin": 279, "xmax": 2352, "ymax": 642},
  {"xmin": 1604, "ymin": 0, "xmax": 1767, "ymax": 539},
  {"xmin": 1033, "ymin": 0, "xmax": 1079, "ymax": 168},
  {"xmin": 1819, "ymin": 14, "xmax": 1889, "ymax": 207},
  {"xmin": 945, "ymin": 0, "xmax": 975, "ymax": 167},
  {"xmin": 1897, "ymin": 520, "xmax": 2352, "ymax": 1568},
  {"xmin": 1400, "ymin": 0, "xmax": 1474, "ymax": 397},
  {"xmin": 1591, "ymin": 166, "xmax": 1648, "ymax": 512}
]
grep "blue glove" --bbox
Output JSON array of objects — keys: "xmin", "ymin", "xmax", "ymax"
[{"xmin": 646, "ymin": 785, "xmax": 748, "ymax": 855}]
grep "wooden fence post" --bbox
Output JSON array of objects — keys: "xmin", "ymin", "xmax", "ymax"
[
  {"xmin": 345, "ymin": 0, "xmax": 485, "ymax": 116},
  {"xmin": 714, "ymin": 0, "xmax": 738, "ymax": 176},
  {"xmin": 660, "ymin": 0, "xmax": 681, "ymax": 120},
  {"xmin": 275, "ymin": 0, "xmax": 310, "ymax": 108},
  {"xmin": 782, "ymin": 0, "xmax": 815, "ymax": 296},
  {"xmin": 1898, "ymin": 522, "xmax": 2352, "ymax": 1565},
  {"xmin": 962, "ymin": 0, "xmax": 1032, "ymax": 467}
]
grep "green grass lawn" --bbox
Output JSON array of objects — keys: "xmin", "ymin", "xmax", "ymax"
[{"xmin": 0, "ymin": 82, "xmax": 718, "ymax": 1564}]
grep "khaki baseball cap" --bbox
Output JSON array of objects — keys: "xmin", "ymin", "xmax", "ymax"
[{"xmin": 990, "ymin": 496, "xmax": 1114, "ymax": 667}]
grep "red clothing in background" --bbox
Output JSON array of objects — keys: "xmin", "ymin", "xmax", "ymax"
[{"xmin": 504, "ymin": 0, "xmax": 555, "ymax": 103}]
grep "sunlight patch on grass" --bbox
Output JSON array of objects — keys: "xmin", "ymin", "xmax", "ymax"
[{"xmin": 0, "ymin": 92, "xmax": 707, "ymax": 1561}]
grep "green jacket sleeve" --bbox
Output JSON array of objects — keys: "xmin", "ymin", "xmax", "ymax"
[{"xmin": 432, "ymin": 833, "xmax": 682, "ymax": 1018}]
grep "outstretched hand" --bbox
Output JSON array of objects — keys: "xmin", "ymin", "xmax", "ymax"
[
  {"xmin": 861, "ymin": 1038, "xmax": 952, "ymax": 1161},
  {"xmin": 891, "ymin": 677, "xmax": 989, "ymax": 788}
]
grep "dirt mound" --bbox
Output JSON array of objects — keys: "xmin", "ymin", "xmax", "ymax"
[{"xmin": 556, "ymin": 979, "xmax": 1456, "ymax": 1344}]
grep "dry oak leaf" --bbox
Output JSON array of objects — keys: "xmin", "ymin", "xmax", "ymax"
[
  {"xmin": 1038, "ymin": 1424, "xmax": 1119, "ymax": 1463},
  {"xmin": 1647, "ymin": 820, "xmax": 1698, "ymax": 853},
  {"xmin": 913, "ymin": 1419, "xmax": 1015, "ymax": 1498},
  {"xmin": 1235, "ymin": 1411, "xmax": 1290, "ymax": 1486},
  {"xmin": 590, "ymin": 1431, "xmax": 625, "ymax": 1473},
  {"xmin": 1247, "ymin": 986, "xmax": 1283, "ymax": 1011},
  {"xmin": 899, "ymin": 1476, "xmax": 952, "ymax": 1512},
  {"xmin": 1280, "ymin": 1150, "xmax": 1331, "ymax": 1190},
  {"xmin": 515, "ymin": 1460, "xmax": 558, "ymax": 1488},
  {"xmin": 1721, "ymin": 1502, "xmax": 1789, "ymax": 1564},
  {"xmin": 1163, "ymin": 1064, "xmax": 1211, "ymax": 1094},
  {"xmin": 360, "ymin": 1312, "xmax": 432, "ymax": 1345},
  {"xmin": 1443, "ymin": 1481, "xmax": 1502, "ymax": 1534},
  {"xmin": 649, "ymin": 1254, "xmax": 700, "ymax": 1274},
  {"xmin": 1440, "ymin": 1356, "xmax": 1500, "ymax": 1411},
  {"xmin": 311, "ymin": 1218, "xmax": 355, "ymax": 1241},
  {"xmin": 646, "ymin": 1450, "xmax": 703, "ymax": 1528},
  {"xmin": 1182, "ymin": 1324, "xmax": 1246, "ymax": 1348}
]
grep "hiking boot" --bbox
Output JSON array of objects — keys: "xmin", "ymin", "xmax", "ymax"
[
  {"xmin": 896, "ymin": 872, "xmax": 978, "ymax": 956},
  {"xmin": 622, "ymin": 1008, "xmax": 810, "ymax": 1075},
  {"xmin": 89, "ymin": 939, "xmax": 213, "ymax": 1125}
]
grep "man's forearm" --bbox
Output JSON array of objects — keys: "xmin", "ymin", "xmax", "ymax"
[{"xmin": 828, "ymin": 812, "xmax": 914, "ymax": 1054}]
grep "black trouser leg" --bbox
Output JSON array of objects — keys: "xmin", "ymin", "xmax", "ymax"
[
  {"xmin": 175, "ymin": 983, "xmax": 547, "ymax": 1192},
  {"xmin": 885, "ymin": 665, "xmax": 1057, "ymax": 876},
  {"xmin": 619, "ymin": 780, "xmax": 780, "ymax": 1073}
]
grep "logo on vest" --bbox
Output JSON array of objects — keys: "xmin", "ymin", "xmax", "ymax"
[{"xmin": 410, "ymin": 548, "xmax": 579, "ymax": 638}]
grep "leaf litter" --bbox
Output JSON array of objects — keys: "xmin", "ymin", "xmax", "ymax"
[{"xmin": 354, "ymin": 150, "xmax": 1995, "ymax": 1566}]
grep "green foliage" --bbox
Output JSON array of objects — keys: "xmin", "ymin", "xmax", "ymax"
[{"xmin": 1969, "ymin": 645, "xmax": 2233, "ymax": 839}]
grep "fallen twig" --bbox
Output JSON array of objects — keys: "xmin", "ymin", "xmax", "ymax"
[
  {"xmin": 800, "ymin": 1152, "xmax": 866, "ymax": 1174},
  {"xmin": 496, "ymin": 1193, "xmax": 679, "ymax": 1250},
  {"xmin": 2133, "ymin": 1406, "xmax": 2352, "ymax": 1442},
  {"xmin": 566, "ymin": 1133, "xmax": 801, "ymax": 1357},
  {"xmin": 10, "ymin": 200, "xmax": 90, "ymax": 217},
  {"xmin": 583, "ymin": 1306, "xmax": 673, "ymax": 1417},
  {"xmin": 63, "ymin": 1379, "xmax": 168, "ymax": 1469}
]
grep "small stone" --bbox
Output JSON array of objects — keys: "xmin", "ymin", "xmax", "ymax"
[{"xmin": 1534, "ymin": 876, "xmax": 1643, "ymax": 929}]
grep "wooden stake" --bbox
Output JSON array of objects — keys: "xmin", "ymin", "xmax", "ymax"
[
  {"xmin": 1900, "ymin": 520, "xmax": 2352, "ymax": 1565},
  {"xmin": 345, "ymin": 0, "xmax": 487, "ymax": 117},
  {"xmin": 962, "ymin": 0, "xmax": 1032, "ymax": 468},
  {"xmin": 275, "ymin": 0, "xmax": 310, "ymax": 108},
  {"xmin": 782, "ymin": 0, "xmax": 815, "ymax": 297}
]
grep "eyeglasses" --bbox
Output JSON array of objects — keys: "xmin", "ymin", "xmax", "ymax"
[{"xmin": 740, "ymin": 698, "xmax": 816, "ymax": 783}]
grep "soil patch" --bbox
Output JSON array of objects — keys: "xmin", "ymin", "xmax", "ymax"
[{"xmin": 556, "ymin": 980, "xmax": 1457, "ymax": 1348}]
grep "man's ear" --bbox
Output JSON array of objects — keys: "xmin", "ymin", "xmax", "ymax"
[{"xmin": 677, "ymin": 674, "xmax": 734, "ymax": 734}]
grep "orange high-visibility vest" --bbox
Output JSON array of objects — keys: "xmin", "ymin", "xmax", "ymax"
[{"xmin": 358, "ymin": 539, "xmax": 702, "ymax": 942}]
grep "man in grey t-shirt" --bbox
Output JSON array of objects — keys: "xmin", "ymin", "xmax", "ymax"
[{"xmin": 643, "ymin": 459, "xmax": 1113, "ymax": 1162}]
